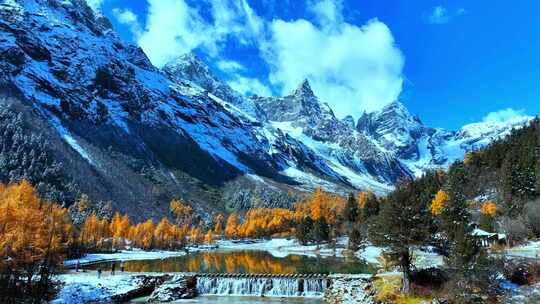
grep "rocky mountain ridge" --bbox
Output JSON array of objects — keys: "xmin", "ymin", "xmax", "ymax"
[{"xmin": 0, "ymin": 0, "xmax": 532, "ymax": 219}]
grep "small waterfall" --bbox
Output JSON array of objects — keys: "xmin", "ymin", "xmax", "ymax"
[{"xmin": 196, "ymin": 276, "xmax": 327, "ymax": 297}]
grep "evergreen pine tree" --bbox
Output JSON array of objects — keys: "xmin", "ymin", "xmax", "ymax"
[
  {"xmin": 441, "ymin": 164, "xmax": 480, "ymax": 270},
  {"xmin": 361, "ymin": 193, "xmax": 380, "ymax": 221},
  {"xmin": 369, "ymin": 181, "xmax": 431, "ymax": 293},
  {"xmin": 343, "ymin": 193, "xmax": 359, "ymax": 223},
  {"xmin": 295, "ymin": 216, "xmax": 314, "ymax": 245},
  {"xmin": 312, "ymin": 217, "xmax": 330, "ymax": 242}
]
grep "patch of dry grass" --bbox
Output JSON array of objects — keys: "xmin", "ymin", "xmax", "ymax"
[{"xmin": 373, "ymin": 274, "xmax": 432, "ymax": 303}]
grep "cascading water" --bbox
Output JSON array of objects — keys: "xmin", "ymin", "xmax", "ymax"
[{"xmin": 196, "ymin": 276, "xmax": 327, "ymax": 297}]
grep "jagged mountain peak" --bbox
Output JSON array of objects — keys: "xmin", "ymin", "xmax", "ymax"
[
  {"xmin": 379, "ymin": 101, "xmax": 422, "ymax": 125},
  {"xmin": 293, "ymin": 79, "xmax": 315, "ymax": 98},
  {"xmin": 342, "ymin": 115, "xmax": 356, "ymax": 129},
  {"xmin": 161, "ymin": 53, "xmax": 263, "ymax": 121},
  {"xmin": 162, "ymin": 53, "xmax": 216, "ymax": 85},
  {"xmin": 167, "ymin": 53, "xmax": 206, "ymax": 71}
]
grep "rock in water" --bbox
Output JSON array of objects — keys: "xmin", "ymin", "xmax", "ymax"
[{"xmin": 147, "ymin": 275, "xmax": 197, "ymax": 302}]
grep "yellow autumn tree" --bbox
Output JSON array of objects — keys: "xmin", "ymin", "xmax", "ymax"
[
  {"xmin": 154, "ymin": 218, "xmax": 174, "ymax": 249},
  {"xmin": 110, "ymin": 212, "xmax": 130, "ymax": 248},
  {"xmin": 294, "ymin": 188, "xmax": 345, "ymax": 225},
  {"xmin": 170, "ymin": 199, "xmax": 193, "ymax": 225},
  {"xmin": 129, "ymin": 219, "xmax": 155, "ymax": 250},
  {"xmin": 357, "ymin": 191, "xmax": 368, "ymax": 209},
  {"xmin": 431, "ymin": 190, "xmax": 449, "ymax": 216},
  {"xmin": 205, "ymin": 230, "xmax": 214, "ymax": 244},
  {"xmin": 190, "ymin": 225, "xmax": 203, "ymax": 244},
  {"xmin": 80, "ymin": 212, "xmax": 111, "ymax": 249},
  {"xmin": 238, "ymin": 208, "xmax": 295, "ymax": 238},
  {"xmin": 480, "ymin": 201, "xmax": 497, "ymax": 216},
  {"xmin": 225, "ymin": 213, "xmax": 239, "ymax": 239},
  {"xmin": 213, "ymin": 214, "xmax": 225, "ymax": 237},
  {"xmin": 0, "ymin": 181, "xmax": 74, "ymax": 294}
]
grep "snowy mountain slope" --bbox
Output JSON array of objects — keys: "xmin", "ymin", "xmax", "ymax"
[
  {"xmin": 357, "ymin": 101, "xmax": 533, "ymax": 177},
  {"xmin": 0, "ymin": 0, "xmax": 531, "ymax": 217},
  {"xmin": 0, "ymin": 0, "xmax": 293, "ymax": 218}
]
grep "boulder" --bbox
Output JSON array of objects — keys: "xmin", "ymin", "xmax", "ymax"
[{"xmin": 147, "ymin": 275, "xmax": 197, "ymax": 302}]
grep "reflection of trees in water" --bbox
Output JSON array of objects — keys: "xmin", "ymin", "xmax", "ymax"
[{"xmin": 94, "ymin": 251, "xmax": 373, "ymax": 274}]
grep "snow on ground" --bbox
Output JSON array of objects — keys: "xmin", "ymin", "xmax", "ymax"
[
  {"xmin": 217, "ymin": 238, "xmax": 443, "ymax": 269},
  {"xmin": 217, "ymin": 238, "xmax": 348, "ymax": 259},
  {"xmin": 356, "ymin": 246, "xmax": 383, "ymax": 265},
  {"xmin": 355, "ymin": 245, "xmax": 443, "ymax": 269},
  {"xmin": 51, "ymin": 271, "xmax": 144, "ymax": 304},
  {"xmin": 64, "ymin": 249, "xmax": 187, "ymax": 267}
]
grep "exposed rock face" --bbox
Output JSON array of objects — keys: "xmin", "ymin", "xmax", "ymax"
[{"xmin": 147, "ymin": 275, "xmax": 197, "ymax": 302}]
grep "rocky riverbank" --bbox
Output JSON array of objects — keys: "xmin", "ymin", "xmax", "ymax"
[{"xmin": 324, "ymin": 274, "xmax": 375, "ymax": 304}]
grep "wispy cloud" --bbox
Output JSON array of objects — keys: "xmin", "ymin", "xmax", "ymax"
[
  {"xmin": 112, "ymin": 8, "xmax": 142, "ymax": 38},
  {"xmin": 482, "ymin": 108, "xmax": 527, "ymax": 123},
  {"xmin": 428, "ymin": 6, "xmax": 465, "ymax": 24},
  {"xmin": 217, "ymin": 60, "xmax": 246, "ymax": 73},
  {"xmin": 228, "ymin": 76, "xmax": 272, "ymax": 96}
]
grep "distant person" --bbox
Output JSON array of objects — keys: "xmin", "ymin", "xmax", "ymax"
[
  {"xmin": 111, "ymin": 262, "xmax": 116, "ymax": 275},
  {"xmin": 97, "ymin": 268, "xmax": 102, "ymax": 279},
  {"xmin": 75, "ymin": 260, "xmax": 80, "ymax": 272},
  {"xmin": 120, "ymin": 261, "xmax": 125, "ymax": 273}
]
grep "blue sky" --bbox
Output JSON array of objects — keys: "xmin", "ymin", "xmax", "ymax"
[{"xmin": 90, "ymin": 0, "xmax": 540, "ymax": 130}]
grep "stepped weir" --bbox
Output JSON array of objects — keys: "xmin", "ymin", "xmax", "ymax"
[{"xmin": 194, "ymin": 273, "xmax": 330, "ymax": 297}]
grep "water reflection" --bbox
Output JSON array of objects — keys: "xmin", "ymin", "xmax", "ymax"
[{"xmin": 88, "ymin": 250, "xmax": 374, "ymax": 274}]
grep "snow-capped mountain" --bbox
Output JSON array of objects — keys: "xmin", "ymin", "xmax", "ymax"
[
  {"xmin": 0, "ymin": 0, "xmax": 531, "ymax": 218},
  {"xmin": 357, "ymin": 101, "xmax": 532, "ymax": 177}
]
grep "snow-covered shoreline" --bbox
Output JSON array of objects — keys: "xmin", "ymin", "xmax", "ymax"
[
  {"xmin": 52, "ymin": 271, "xmax": 152, "ymax": 304},
  {"xmin": 64, "ymin": 249, "xmax": 188, "ymax": 268}
]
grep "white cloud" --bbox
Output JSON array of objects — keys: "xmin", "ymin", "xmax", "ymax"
[
  {"xmin": 217, "ymin": 60, "xmax": 246, "ymax": 73},
  {"xmin": 209, "ymin": 0, "xmax": 265, "ymax": 45},
  {"xmin": 137, "ymin": 0, "xmax": 264, "ymax": 67},
  {"xmin": 228, "ymin": 76, "xmax": 272, "ymax": 96},
  {"xmin": 428, "ymin": 6, "xmax": 466, "ymax": 24},
  {"xmin": 263, "ymin": 9, "xmax": 404, "ymax": 117},
  {"xmin": 112, "ymin": 8, "xmax": 142, "ymax": 38},
  {"xmin": 482, "ymin": 108, "xmax": 527, "ymax": 123},
  {"xmin": 137, "ymin": 0, "xmax": 215, "ymax": 67}
]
